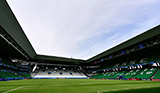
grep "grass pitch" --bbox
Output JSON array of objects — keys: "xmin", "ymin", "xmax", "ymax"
[{"xmin": 0, "ymin": 79, "xmax": 160, "ymax": 93}]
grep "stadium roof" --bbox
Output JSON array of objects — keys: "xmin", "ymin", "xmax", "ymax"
[
  {"xmin": 6, "ymin": 0, "xmax": 160, "ymax": 60},
  {"xmin": 1, "ymin": 0, "xmax": 160, "ymax": 63},
  {"xmin": 87, "ymin": 25, "xmax": 160, "ymax": 62}
]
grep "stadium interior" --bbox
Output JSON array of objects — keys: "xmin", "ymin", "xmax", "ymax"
[
  {"xmin": 0, "ymin": 0, "xmax": 160, "ymax": 81},
  {"xmin": 1, "ymin": 0, "xmax": 160, "ymax": 93}
]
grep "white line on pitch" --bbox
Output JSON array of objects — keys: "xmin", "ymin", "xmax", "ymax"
[{"xmin": 2, "ymin": 86, "xmax": 23, "ymax": 93}]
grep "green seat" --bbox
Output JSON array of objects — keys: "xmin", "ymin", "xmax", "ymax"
[
  {"xmin": 123, "ymin": 69, "xmax": 141, "ymax": 79},
  {"xmin": 153, "ymin": 69, "xmax": 160, "ymax": 79},
  {"xmin": 134, "ymin": 68, "xmax": 158, "ymax": 79}
]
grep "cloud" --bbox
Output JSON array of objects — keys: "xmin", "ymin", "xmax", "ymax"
[{"xmin": 6, "ymin": 0, "xmax": 160, "ymax": 60}]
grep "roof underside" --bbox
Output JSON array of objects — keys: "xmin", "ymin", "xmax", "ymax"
[
  {"xmin": 87, "ymin": 25, "xmax": 160, "ymax": 62},
  {"xmin": 34, "ymin": 55, "xmax": 85, "ymax": 63},
  {"xmin": 0, "ymin": 0, "xmax": 36, "ymax": 59}
]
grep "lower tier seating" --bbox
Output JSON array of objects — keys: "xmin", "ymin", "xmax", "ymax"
[
  {"xmin": 123, "ymin": 69, "xmax": 141, "ymax": 79},
  {"xmin": 32, "ymin": 68, "xmax": 87, "ymax": 79},
  {"xmin": 152, "ymin": 69, "xmax": 160, "ymax": 79},
  {"xmin": 91, "ymin": 71, "xmax": 127, "ymax": 79},
  {"xmin": 90, "ymin": 68, "xmax": 159, "ymax": 79},
  {"xmin": 134, "ymin": 68, "xmax": 158, "ymax": 79},
  {"xmin": 0, "ymin": 72, "xmax": 22, "ymax": 78},
  {"xmin": 20, "ymin": 73, "xmax": 31, "ymax": 78}
]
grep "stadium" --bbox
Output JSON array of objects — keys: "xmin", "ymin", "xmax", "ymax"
[{"xmin": 1, "ymin": 0, "xmax": 160, "ymax": 93}]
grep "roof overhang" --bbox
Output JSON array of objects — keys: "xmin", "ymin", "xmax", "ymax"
[
  {"xmin": 87, "ymin": 25, "xmax": 160, "ymax": 62},
  {"xmin": 0, "ymin": 0, "xmax": 36, "ymax": 59},
  {"xmin": 34, "ymin": 54, "xmax": 86, "ymax": 63}
]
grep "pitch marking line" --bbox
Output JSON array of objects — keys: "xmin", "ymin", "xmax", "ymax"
[{"xmin": 2, "ymin": 86, "xmax": 23, "ymax": 93}]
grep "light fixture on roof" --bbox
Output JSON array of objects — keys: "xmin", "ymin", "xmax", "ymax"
[
  {"xmin": 0, "ymin": 32, "xmax": 29, "ymax": 59},
  {"xmin": 11, "ymin": 59, "xmax": 18, "ymax": 62}
]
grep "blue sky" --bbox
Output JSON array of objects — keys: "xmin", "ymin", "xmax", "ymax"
[{"xmin": 7, "ymin": 0, "xmax": 160, "ymax": 60}]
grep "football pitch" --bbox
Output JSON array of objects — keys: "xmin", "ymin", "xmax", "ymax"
[{"xmin": 0, "ymin": 79, "xmax": 160, "ymax": 93}]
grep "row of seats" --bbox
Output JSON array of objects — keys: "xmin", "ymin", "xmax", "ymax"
[
  {"xmin": 0, "ymin": 70, "xmax": 31, "ymax": 79},
  {"xmin": 123, "ymin": 69, "xmax": 141, "ymax": 78},
  {"xmin": 0, "ymin": 72, "xmax": 22, "ymax": 78},
  {"xmin": 20, "ymin": 73, "xmax": 31, "ymax": 78},
  {"xmin": 134, "ymin": 68, "xmax": 158, "ymax": 79},
  {"xmin": 91, "ymin": 68, "xmax": 160, "ymax": 79},
  {"xmin": 32, "ymin": 68, "xmax": 87, "ymax": 78},
  {"xmin": 96, "ymin": 53, "xmax": 160, "ymax": 72},
  {"xmin": 0, "ymin": 58, "xmax": 15, "ymax": 66},
  {"xmin": 153, "ymin": 69, "xmax": 160, "ymax": 79},
  {"xmin": 0, "ymin": 57, "xmax": 31, "ymax": 79}
]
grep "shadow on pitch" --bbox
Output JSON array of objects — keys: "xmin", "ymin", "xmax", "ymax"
[{"xmin": 103, "ymin": 87, "xmax": 160, "ymax": 93}]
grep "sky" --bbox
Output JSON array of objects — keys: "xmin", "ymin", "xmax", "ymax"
[{"xmin": 6, "ymin": 0, "xmax": 160, "ymax": 60}]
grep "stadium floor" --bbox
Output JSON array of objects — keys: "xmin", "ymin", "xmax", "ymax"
[{"xmin": 0, "ymin": 79, "xmax": 160, "ymax": 93}]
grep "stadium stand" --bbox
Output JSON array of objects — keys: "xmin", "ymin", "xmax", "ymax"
[
  {"xmin": 153, "ymin": 69, "xmax": 160, "ymax": 79},
  {"xmin": 90, "ymin": 73, "xmax": 104, "ymax": 79},
  {"xmin": 111, "ymin": 71, "xmax": 127, "ymax": 79},
  {"xmin": 0, "ymin": 71, "xmax": 22, "ymax": 79},
  {"xmin": 0, "ymin": 57, "xmax": 31, "ymax": 80},
  {"xmin": 134, "ymin": 68, "xmax": 158, "ymax": 79},
  {"xmin": 32, "ymin": 67, "xmax": 87, "ymax": 79},
  {"xmin": 123, "ymin": 69, "xmax": 141, "ymax": 79},
  {"xmin": 1, "ymin": 0, "xmax": 160, "ymax": 82},
  {"xmin": 104, "ymin": 72, "xmax": 118, "ymax": 79},
  {"xmin": 90, "ymin": 68, "xmax": 160, "ymax": 80},
  {"xmin": 90, "ymin": 71, "xmax": 127, "ymax": 79},
  {"xmin": 20, "ymin": 72, "xmax": 31, "ymax": 78}
]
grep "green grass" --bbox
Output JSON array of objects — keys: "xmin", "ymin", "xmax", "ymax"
[{"xmin": 0, "ymin": 79, "xmax": 160, "ymax": 93}]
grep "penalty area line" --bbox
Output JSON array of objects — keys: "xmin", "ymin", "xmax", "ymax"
[{"xmin": 2, "ymin": 86, "xmax": 23, "ymax": 93}]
